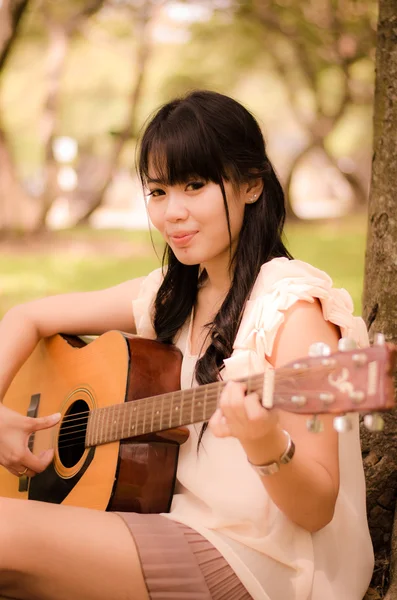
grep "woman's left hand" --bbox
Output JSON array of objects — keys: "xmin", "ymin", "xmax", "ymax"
[{"xmin": 208, "ymin": 380, "xmax": 279, "ymax": 444}]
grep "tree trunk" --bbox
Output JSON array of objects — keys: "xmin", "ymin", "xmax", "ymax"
[
  {"xmin": 0, "ymin": 119, "xmax": 32, "ymax": 232},
  {"xmin": 74, "ymin": 0, "xmax": 158, "ymax": 225},
  {"xmin": 0, "ymin": 0, "xmax": 29, "ymax": 70},
  {"xmin": 32, "ymin": 20, "xmax": 69, "ymax": 232},
  {"xmin": 362, "ymin": 0, "xmax": 397, "ymax": 598}
]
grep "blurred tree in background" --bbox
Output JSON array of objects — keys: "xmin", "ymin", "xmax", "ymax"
[
  {"xmin": 1, "ymin": 2, "xmax": 397, "ymax": 598},
  {"xmin": 0, "ymin": 0, "xmax": 377, "ymax": 232}
]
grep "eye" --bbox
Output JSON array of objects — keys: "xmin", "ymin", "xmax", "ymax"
[
  {"xmin": 185, "ymin": 181, "xmax": 205, "ymax": 192},
  {"xmin": 147, "ymin": 188, "xmax": 165, "ymax": 198}
]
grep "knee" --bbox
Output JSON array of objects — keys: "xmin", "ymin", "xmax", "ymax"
[
  {"xmin": 0, "ymin": 497, "xmax": 22, "ymax": 570},
  {"xmin": 0, "ymin": 498, "xmax": 11, "ymax": 569}
]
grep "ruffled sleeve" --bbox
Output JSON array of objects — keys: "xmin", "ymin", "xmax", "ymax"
[
  {"xmin": 223, "ymin": 257, "xmax": 369, "ymax": 380},
  {"xmin": 132, "ymin": 267, "xmax": 164, "ymax": 339}
]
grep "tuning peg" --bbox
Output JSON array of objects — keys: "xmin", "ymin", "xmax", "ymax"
[
  {"xmin": 319, "ymin": 392, "xmax": 335, "ymax": 405},
  {"xmin": 333, "ymin": 415, "xmax": 353, "ymax": 433},
  {"xmin": 363, "ymin": 413, "xmax": 384, "ymax": 432},
  {"xmin": 291, "ymin": 395, "xmax": 307, "ymax": 407},
  {"xmin": 374, "ymin": 333, "xmax": 385, "ymax": 346},
  {"xmin": 338, "ymin": 338, "xmax": 357, "ymax": 352},
  {"xmin": 306, "ymin": 415, "xmax": 324, "ymax": 433},
  {"xmin": 352, "ymin": 353, "xmax": 368, "ymax": 367},
  {"xmin": 308, "ymin": 342, "xmax": 331, "ymax": 357}
]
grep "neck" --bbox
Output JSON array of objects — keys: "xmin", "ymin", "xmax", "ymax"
[{"xmin": 200, "ymin": 255, "xmax": 233, "ymax": 296}]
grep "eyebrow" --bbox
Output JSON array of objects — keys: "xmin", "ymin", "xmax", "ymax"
[{"xmin": 146, "ymin": 177, "xmax": 167, "ymax": 185}]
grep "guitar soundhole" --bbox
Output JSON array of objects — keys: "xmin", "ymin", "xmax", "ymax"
[{"xmin": 58, "ymin": 400, "xmax": 89, "ymax": 468}]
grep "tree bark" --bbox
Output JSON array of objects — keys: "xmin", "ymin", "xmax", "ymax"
[{"xmin": 362, "ymin": 0, "xmax": 397, "ymax": 597}]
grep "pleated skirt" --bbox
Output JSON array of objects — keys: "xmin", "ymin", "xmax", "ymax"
[{"xmin": 117, "ymin": 512, "xmax": 253, "ymax": 600}]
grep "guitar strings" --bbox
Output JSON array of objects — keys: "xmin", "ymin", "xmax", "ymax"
[
  {"xmin": 54, "ymin": 388, "xmax": 352, "ymax": 450},
  {"xmin": 55, "ymin": 375, "xmax": 336, "ymax": 437},
  {"xmin": 55, "ymin": 363, "xmax": 336, "ymax": 430}
]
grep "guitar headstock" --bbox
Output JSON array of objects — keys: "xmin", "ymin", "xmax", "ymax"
[{"xmin": 274, "ymin": 339, "xmax": 396, "ymax": 426}]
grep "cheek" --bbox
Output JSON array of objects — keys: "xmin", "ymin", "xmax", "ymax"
[{"xmin": 147, "ymin": 202, "xmax": 164, "ymax": 232}]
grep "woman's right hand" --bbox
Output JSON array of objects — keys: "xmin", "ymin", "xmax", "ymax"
[{"xmin": 0, "ymin": 403, "xmax": 61, "ymax": 478}]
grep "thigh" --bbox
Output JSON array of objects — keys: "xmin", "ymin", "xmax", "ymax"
[{"xmin": 0, "ymin": 497, "xmax": 150, "ymax": 600}]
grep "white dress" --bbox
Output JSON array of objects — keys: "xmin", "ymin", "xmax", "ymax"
[{"xmin": 132, "ymin": 257, "xmax": 374, "ymax": 600}]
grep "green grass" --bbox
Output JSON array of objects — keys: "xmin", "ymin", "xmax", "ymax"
[
  {"xmin": 285, "ymin": 216, "xmax": 367, "ymax": 312},
  {"xmin": 0, "ymin": 217, "xmax": 367, "ymax": 317}
]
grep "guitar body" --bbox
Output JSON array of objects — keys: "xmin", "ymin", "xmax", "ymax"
[{"xmin": 0, "ymin": 332, "xmax": 185, "ymax": 513}]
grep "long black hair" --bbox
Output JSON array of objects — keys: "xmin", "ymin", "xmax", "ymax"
[{"xmin": 138, "ymin": 89, "xmax": 291, "ymax": 403}]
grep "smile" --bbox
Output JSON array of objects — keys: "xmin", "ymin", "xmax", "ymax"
[{"xmin": 169, "ymin": 232, "xmax": 198, "ymax": 247}]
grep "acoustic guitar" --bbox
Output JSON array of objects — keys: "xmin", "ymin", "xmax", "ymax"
[{"xmin": 0, "ymin": 331, "xmax": 395, "ymax": 513}]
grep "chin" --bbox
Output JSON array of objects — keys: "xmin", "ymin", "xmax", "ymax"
[{"xmin": 175, "ymin": 255, "xmax": 201, "ymax": 266}]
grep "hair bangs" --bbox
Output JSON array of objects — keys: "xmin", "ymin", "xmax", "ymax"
[{"xmin": 139, "ymin": 108, "xmax": 230, "ymax": 187}]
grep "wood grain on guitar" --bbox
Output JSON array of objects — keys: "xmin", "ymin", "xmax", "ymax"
[{"xmin": 1, "ymin": 331, "xmax": 395, "ymax": 512}]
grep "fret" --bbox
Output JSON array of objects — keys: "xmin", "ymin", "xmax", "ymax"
[
  {"xmin": 128, "ymin": 402, "xmax": 133, "ymax": 437},
  {"xmin": 182, "ymin": 389, "xmax": 191, "ymax": 425},
  {"xmin": 103, "ymin": 406, "xmax": 109, "ymax": 444},
  {"xmin": 151, "ymin": 396, "xmax": 155, "ymax": 433},
  {"xmin": 99, "ymin": 408, "xmax": 104, "ymax": 445},
  {"xmin": 160, "ymin": 394, "xmax": 164, "ymax": 431},
  {"xmin": 153, "ymin": 395, "xmax": 162, "ymax": 433},
  {"xmin": 115, "ymin": 404, "xmax": 120, "ymax": 442},
  {"xmin": 121, "ymin": 403, "xmax": 126, "ymax": 440},
  {"xmin": 130, "ymin": 402, "xmax": 137, "ymax": 436},
  {"xmin": 169, "ymin": 392, "xmax": 174, "ymax": 429},
  {"xmin": 190, "ymin": 389, "xmax": 194, "ymax": 424},
  {"xmin": 193, "ymin": 390, "xmax": 200, "ymax": 424},
  {"xmin": 103, "ymin": 406, "xmax": 108, "ymax": 444},
  {"xmin": 109, "ymin": 404, "xmax": 113, "ymax": 443},
  {"xmin": 112, "ymin": 404, "xmax": 117, "ymax": 443},
  {"xmin": 180, "ymin": 390, "xmax": 184, "ymax": 426},
  {"xmin": 203, "ymin": 387, "xmax": 207, "ymax": 421},
  {"xmin": 135, "ymin": 401, "xmax": 141, "ymax": 435},
  {"xmin": 143, "ymin": 398, "xmax": 147, "ymax": 434}
]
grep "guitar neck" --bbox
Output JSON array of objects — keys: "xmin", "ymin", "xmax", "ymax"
[
  {"xmin": 85, "ymin": 376, "xmax": 262, "ymax": 447},
  {"xmin": 84, "ymin": 341, "xmax": 396, "ymax": 448}
]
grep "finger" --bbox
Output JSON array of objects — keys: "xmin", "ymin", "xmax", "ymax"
[
  {"xmin": 244, "ymin": 393, "xmax": 266, "ymax": 421},
  {"xmin": 209, "ymin": 409, "xmax": 232, "ymax": 438},
  {"xmin": 8, "ymin": 464, "xmax": 35, "ymax": 478},
  {"xmin": 21, "ymin": 447, "xmax": 54, "ymax": 474},
  {"xmin": 25, "ymin": 413, "xmax": 61, "ymax": 433},
  {"xmin": 220, "ymin": 382, "xmax": 247, "ymax": 423}
]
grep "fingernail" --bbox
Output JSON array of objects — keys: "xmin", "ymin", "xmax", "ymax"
[{"xmin": 52, "ymin": 413, "xmax": 61, "ymax": 420}]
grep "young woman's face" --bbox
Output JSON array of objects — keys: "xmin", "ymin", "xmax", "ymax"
[{"xmin": 146, "ymin": 173, "xmax": 247, "ymax": 269}]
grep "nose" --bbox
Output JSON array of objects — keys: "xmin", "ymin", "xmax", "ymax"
[{"xmin": 164, "ymin": 191, "xmax": 189, "ymax": 222}]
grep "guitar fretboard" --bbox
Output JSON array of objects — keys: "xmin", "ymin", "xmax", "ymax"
[{"xmin": 85, "ymin": 377, "xmax": 260, "ymax": 447}]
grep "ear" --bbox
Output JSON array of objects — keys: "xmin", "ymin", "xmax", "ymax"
[{"xmin": 244, "ymin": 178, "xmax": 264, "ymax": 205}]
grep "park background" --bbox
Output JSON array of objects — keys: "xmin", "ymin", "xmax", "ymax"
[
  {"xmin": 0, "ymin": 0, "xmax": 376, "ymax": 318},
  {"xmin": 4, "ymin": 2, "xmax": 397, "ymax": 598}
]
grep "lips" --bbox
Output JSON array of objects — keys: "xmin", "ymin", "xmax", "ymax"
[{"xmin": 168, "ymin": 231, "xmax": 198, "ymax": 247}]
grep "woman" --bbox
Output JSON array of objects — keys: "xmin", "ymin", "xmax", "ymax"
[{"xmin": 0, "ymin": 90, "xmax": 373, "ymax": 600}]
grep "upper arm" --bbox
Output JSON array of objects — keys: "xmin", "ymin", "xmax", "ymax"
[
  {"xmin": 268, "ymin": 299, "xmax": 341, "ymax": 495},
  {"xmin": 16, "ymin": 276, "xmax": 146, "ymax": 338}
]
